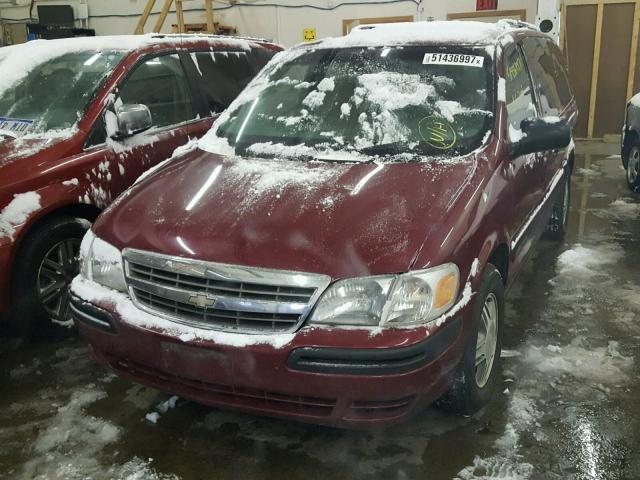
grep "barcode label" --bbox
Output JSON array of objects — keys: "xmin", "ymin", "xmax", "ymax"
[{"xmin": 423, "ymin": 53, "xmax": 484, "ymax": 67}]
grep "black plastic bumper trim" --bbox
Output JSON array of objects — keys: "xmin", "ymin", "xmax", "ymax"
[
  {"xmin": 287, "ymin": 317, "xmax": 462, "ymax": 375},
  {"xmin": 70, "ymin": 293, "xmax": 117, "ymax": 333}
]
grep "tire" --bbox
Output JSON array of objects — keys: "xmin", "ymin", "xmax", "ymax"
[
  {"xmin": 6, "ymin": 215, "xmax": 90, "ymax": 337},
  {"xmin": 624, "ymin": 141, "xmax": 640, "ymax": 193},
  {"xmin": 443, "ymin": 264, "xmax": 504, "ymax": 416},
  {"xmin": 544, "ymin": 172, "xmax": 570, "ymax": 241}
]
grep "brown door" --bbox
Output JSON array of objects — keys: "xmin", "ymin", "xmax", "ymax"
[
  {"xmin": 564, "ymin": 1, "xmax": 637, "ymax": 138},
  {"xmin": 593, "ymin": 3, "xmax": 635, "ymax": 137},
  {"xmin": 565, "ymin": 4, "xmax": 597, "ymax": 138}
]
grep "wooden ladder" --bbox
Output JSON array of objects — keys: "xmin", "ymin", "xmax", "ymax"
[{"xmin": 134, "ymin": 0, "xmax": 215, "ymax": 34}]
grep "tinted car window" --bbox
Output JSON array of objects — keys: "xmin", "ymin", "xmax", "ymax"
[
  {"xmin": 119, "ymin": 54, "xmax": 196, "ymax": 128},
  {"xmin": 0, "ymin": 50, "xmax": 125, "ymax": 134},
  {"xmin": 190, "ymin": 50, "xmax": 261, "ymax": 114},
  {"xmin": 521, "ymin": 37, "xmax": 572, "ymax": 116},
  {"xmin": 504, "ymin": 44, "xmax": 537, "ymax": 141}
]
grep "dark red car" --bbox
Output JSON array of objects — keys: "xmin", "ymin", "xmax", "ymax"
[
  {"xmin": 0, "ymin": 34, "xmax": 281, "ymax": 334},
  {"xmin": 72, "ymin": 21, "xmax": 576, "ymax": 427}
]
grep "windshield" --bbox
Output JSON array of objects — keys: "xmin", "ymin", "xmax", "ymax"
[
  {"xmin": 0, "ymin": 50, "xmax": 125, "ymax": 136},
  {"xmin": 212, "ymin": 46, "xmax": 494, "ymax": 161}
]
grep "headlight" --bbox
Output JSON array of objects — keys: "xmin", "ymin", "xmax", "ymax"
[
  {"xmin": 309, "ymin": 264, "xmax": 459, "ymax": 327},
  {"xmin": 79, "ymin": 230, "xmax": 126, "ymax": 292}
]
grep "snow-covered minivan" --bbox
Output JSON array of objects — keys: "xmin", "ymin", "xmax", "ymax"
[
  {"xmin": 72, "ymin": 21, "xmax": 577, "ymax": 427},
  {"xmin": 0, "ymin": 35, "xmax": 281, "ymax": 336}
]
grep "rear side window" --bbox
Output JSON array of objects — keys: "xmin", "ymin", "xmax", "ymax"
[
  {"xmin": 119, "ymin": 54, "xmax": 197, "ymax": 128},
  {"xmin": 504, "ymin": 44, "xmax": 537, "ymax": 141},
  {"xmin": 521, "ymin": 37, "xmax": 572, "ymax": 116},
  {"xmin": 190, "ymin": 50, "xmax": 261, "ymax": 114}
]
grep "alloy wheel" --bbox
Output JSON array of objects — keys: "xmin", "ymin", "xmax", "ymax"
[
  {"xmin": 628, "ymin": 146, "xmax": 640, "ymax": 186},
  {"xmin": 37, "ymin": 238, "xmax": 81, "ymax": 320},
  {"xmin": 475, "ymin": 292, "xmax": 499, "ymax": 388}
]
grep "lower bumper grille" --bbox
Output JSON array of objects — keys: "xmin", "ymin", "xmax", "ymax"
[{"xmin": 106, "ymin": 353, "xmax": 336, "ymax": 417}]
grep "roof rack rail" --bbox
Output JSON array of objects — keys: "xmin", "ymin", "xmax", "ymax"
[{"xmin": 148, "ymin": 33, "xmax": 273, "ymax": 44}]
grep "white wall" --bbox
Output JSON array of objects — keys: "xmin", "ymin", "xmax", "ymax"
[{"xmin": 0, "ymin": 0, "xmax": 540, "ymax": 47}]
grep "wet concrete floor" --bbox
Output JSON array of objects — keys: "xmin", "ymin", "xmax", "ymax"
[{"xmin": 1, "ymin": 143, "xmax": 639, "ymax": 480}]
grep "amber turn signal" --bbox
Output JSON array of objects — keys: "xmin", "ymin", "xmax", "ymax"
[{"xmin": 433, "ymin": 273, "xmax": 457, "ymax": 309}]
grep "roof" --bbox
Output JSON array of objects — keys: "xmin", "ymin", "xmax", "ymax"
[
  {"xmin": 0, "ymin": 33, "xmax": 273, "ymax": 54},
  {"xmin": 305, "ymin": 19, "xmax": 538, "ymax": 50},
  {"xmin": 0, "ymin": 34, "xmax": 277, "ymax": 98}
]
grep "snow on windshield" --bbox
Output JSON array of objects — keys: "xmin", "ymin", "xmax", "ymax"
[{"xmin": 201, "ymin": 44, "xmax": 493, "ymax": 162}]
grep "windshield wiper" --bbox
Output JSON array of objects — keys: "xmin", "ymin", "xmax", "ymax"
[
  {"xmin": 357, "ymin": 142, "xmax": 405, "ymax": 156},
  {"xmin": 0, "ymin": 129, "xmax": 18, "ymax": 140}
]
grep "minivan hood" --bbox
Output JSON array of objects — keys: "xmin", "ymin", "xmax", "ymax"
[
  {"xmin": 0, "ymin": 136, "xmax": 61, "ymax": 165},
  {"xmin": 95, "ymin": 149, "xmax": 475, "ymax": 278}
]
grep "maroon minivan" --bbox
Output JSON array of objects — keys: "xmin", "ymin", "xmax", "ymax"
[
  {"xmin": 0, "ymin": 34, "xmax": 281, "ymax": 334},
  {"xmin": 71, "ymin": 21, "xmax": 576, "ymax": 427}
]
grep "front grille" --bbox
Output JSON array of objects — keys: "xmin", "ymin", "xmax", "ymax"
[
  {"xmin": 123, "ymin": 249, "xmax": 331, "ymax": 334},
  {"xmin": 133, "ymin": 288, "xmax": 301, "ymax": 331},
  {"xmin": 128, "ymin": 263, "xmax": 316, "ymax": 303}
]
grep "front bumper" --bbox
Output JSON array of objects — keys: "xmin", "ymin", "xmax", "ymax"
[{"xmin": 71, "ymin": 283, "xmax": 470, "ymax": 427}]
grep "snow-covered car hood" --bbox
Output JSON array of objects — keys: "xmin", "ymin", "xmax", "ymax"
[
  {"xmin": 0, "ymin": 135, "xmax": 68, "ymax": 167},
  {"xmin": 93, "ymin": 148, "xmax": 476, "ymax": 278}
]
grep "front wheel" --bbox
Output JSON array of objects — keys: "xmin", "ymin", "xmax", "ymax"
[
  {"xmin": 443, "ymin": 264, "xmax": 504, "ymax": 416},
  {"xmin": 626, "ymin": 143, "xmax": 640, "ymax": 192},
  {"xmin": 7, "ymin": 216, "xmax": 89, "ymax": 337}
]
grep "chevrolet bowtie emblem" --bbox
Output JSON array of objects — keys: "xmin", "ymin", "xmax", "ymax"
[{"xmin": 188, "ymin": 293, "xmax": 217, "ymax": 309}]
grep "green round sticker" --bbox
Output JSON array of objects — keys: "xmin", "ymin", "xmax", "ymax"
[{"xmin": 418, "ymin": 116, "xmax": 457, "ymax": 150}]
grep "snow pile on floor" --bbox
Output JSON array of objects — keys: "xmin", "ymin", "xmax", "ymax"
[
  {"xmin": 455, "ymin": 392, "xmax": 536, "ymax": 480},
  {"xmin": 19, "ymin": 385, "xmax": 121, "ymax": 479},
  {"xmin": 0, "ymin": 191, "xmax": 41, "ymax": 239},
  {"xmin": 604, "ymin": 198, "xmax": 640, "ymax": 221},
  {"xmin": 522, "ymin": 338, "xmax": 633, "ymax": 384},
  {"xmin": 555, "ymin": 243, "xmax": 623, "ymax": 277},
  {"xmin": 106, "ymin": 457, "xmax": 179, "ymax": 480}
]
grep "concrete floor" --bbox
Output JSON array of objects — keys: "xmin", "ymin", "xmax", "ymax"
[{"xmin": 1, "ymin": 142, "xmax": 639, "ymax": 480}]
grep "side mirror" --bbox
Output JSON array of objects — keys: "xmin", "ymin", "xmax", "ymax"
[
  {"xmin": 509, "ymin": 116, "xmax": 571, "ymax": 158},
  {"xmin": 113, "ymin": 104, "xmax": 152, "ymax": 139}
]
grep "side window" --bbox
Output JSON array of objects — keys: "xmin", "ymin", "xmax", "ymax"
[
  {"xmin": 521, "ymin": 37, "xmax": 571, "ymax": 116},
  {"xmin": 190, "ymin": 50, "xmax": 256, "ymax": 114},
  {"xmin": 548, "ymin": 42, "xmax": 573, "ymax": 107},
  {"xmin": 85, "ymin": 114, "xmax": 107, "ymax": 148},
  {"xmin": 504, "ymin": 44, "xmax": 537, "ymax": 141},
  {"xmin": 119, "ymin": 54, "xmax": 196, "ymax": 128}
]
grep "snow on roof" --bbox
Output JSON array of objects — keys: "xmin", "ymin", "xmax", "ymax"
[
  {"xmin": 313, "ymin": 19, "xmax": 536, "ymax": 49},
  {"xmin": 0, "ymin": 33, "xmax": 267, "ymax": 99}
]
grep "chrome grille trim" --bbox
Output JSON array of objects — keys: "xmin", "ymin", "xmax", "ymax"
[{"xmin": 122, "ymin": 249, "xmax": 331, "ymax": 334}]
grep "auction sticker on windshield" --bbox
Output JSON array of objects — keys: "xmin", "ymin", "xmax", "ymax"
[
  {"xmin": 0, "ymin": 117, "xmax": 34, "ymax": 134},
  {"xmin": 423, "ymin": 53, "xmax": 484, "ymax": 67}
]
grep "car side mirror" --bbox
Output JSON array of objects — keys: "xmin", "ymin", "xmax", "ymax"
[
  {"xmin": 509, "ymin": 116, "xmax": 571, "ymax": 158},
  {"xmin": 113, "ymin": 104, "xmax": 152, "ymax": 139}
]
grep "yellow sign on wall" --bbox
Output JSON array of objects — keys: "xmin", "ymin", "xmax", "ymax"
[{"xmin": 303, "ymin": 28, "xmax": 316, "ymax": 42}]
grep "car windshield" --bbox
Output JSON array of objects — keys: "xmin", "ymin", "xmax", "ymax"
[
  {"xmin": 0, "ymin": 50, "xmax": 125, "ymax": 136},
  {"xmin": 213, "ymin": 45, "xmax": 494, "ymax": 161}
]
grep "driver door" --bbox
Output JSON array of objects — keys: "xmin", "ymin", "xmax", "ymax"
[
  {"xmin": 501, "ymin": 43, "xmax": 546, "ymax": 267},
  {"xmin": 82, "ymin": 52, "xmax": 200, "ymax": 205}
]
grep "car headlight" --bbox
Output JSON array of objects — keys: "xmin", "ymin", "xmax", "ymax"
[
  {"xmin": 309, "ymin": 264, "xmax": 459, "ymax": 327},
  {"xmin": 79, "ymin": 230, "xmax": 126, "ymax": 292}
]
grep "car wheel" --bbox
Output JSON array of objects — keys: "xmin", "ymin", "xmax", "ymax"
[
  {"xmin": 7, "ymin": 216, "xmax": 89, "ymax": 337},
  {"xmin": 443, "ymin": 264, "xmax": 504, "ymax": 416},
  {"xmin": 544, "ymin": 173, "xmax": 570, "ymax": 241},
  {"xmin": 625, "ymin": 143, "xmax": 640, "ymax": 192}
]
